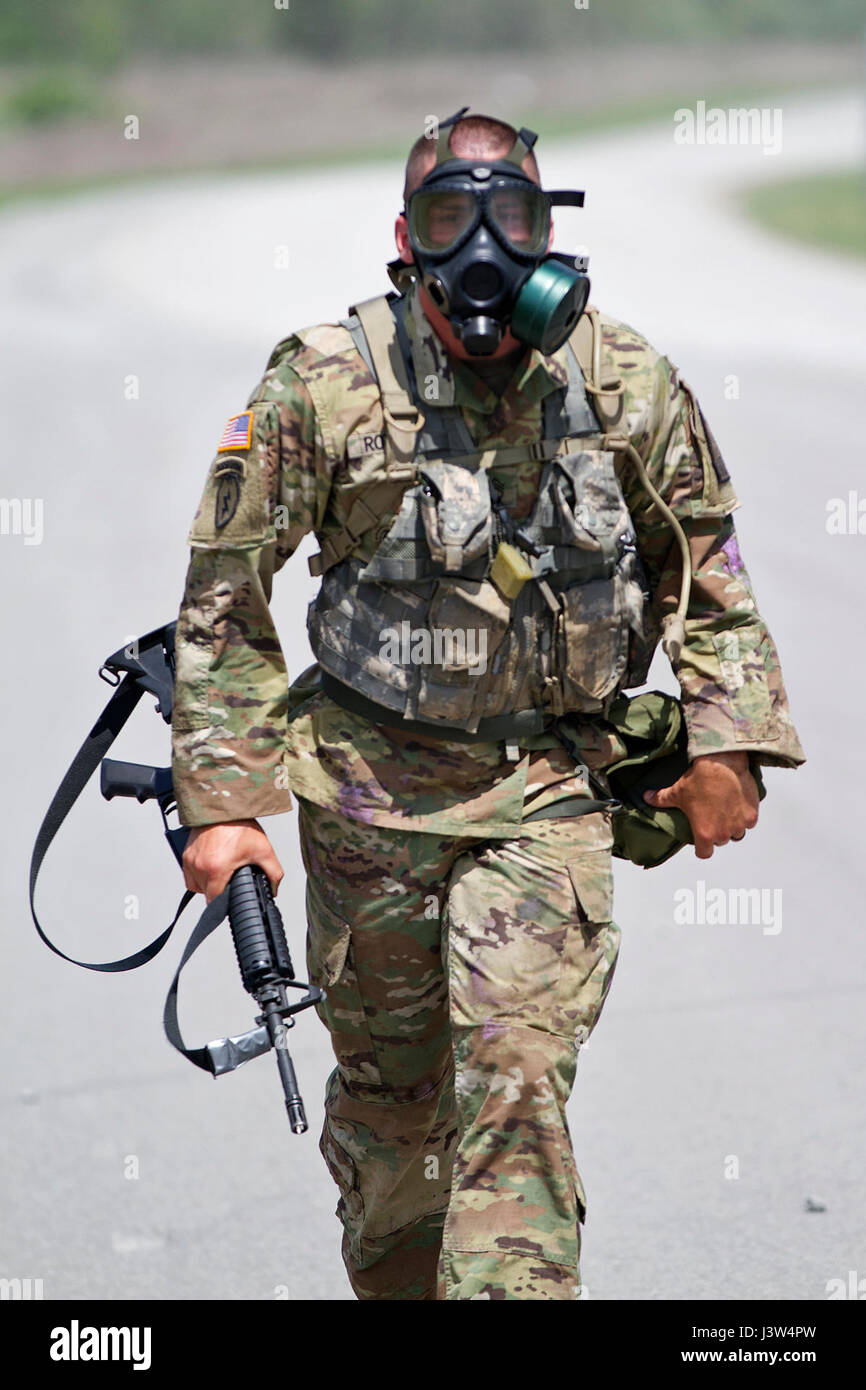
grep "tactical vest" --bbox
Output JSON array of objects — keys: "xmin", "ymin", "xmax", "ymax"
[{"xmin": 306, "ymin": 293, "xmax": 659, "ymax": 739}]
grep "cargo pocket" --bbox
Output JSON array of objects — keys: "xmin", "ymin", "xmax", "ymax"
[
  {"xmin": 305, "ymin": 885, "xmax": 381, "ymax": 1090},
  {"xmin": 712, "ymin": 625, "xmax": 777, "ymax": 742},
  {"xmin": 554, "ymin": 830, "xmax": 621, "ymax": 1040},
  {"xmin": 321, "ymin": 1066, "xmax": 453, "ymax": 1265},
  {"xmin": 320, "ymin": 1071, "xmax": 367, "ymax": 1258},
  {"xmin": 415, "ymin": 576, "xmax": 510, "ymax": 728},
  {"xmin": 680, "ymin": 377, "xmax": 740, "ymax": 519},
  {"xmin": 567, "ymin": 860, "xmax": 614, "ymax": 926},
  {"xmin": 574, "ymin": 1166, "xmax": 588, "ymax": 1227}
]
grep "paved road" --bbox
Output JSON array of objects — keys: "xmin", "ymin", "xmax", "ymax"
[{"xmin": 2, "ymin": 91, "xmax": 864, "ymax": 1301}]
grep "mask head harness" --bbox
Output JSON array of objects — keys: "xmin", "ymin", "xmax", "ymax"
[{"xmin": 400, "ymin": 106, "xmax": 590, "ymax": 357}]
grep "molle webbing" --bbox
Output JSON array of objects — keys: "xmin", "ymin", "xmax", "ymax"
[
  {"xmin": 308, "ymin": 479, "xmax": 419, "ymax": 578},
  {"xmin": 304, "ymin": 291, "xmax": 658, "ymax": 739},
  {"xmin": 308, "ymin": 294, "xmax": 608, "ymax": 578}
]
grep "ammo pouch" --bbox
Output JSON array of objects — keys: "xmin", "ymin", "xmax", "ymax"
[
  {"xmin": 418, "ymin": 461, "xmax": 493, "ymax": 572},
  {"xmin": 558, "ymin": 690, "xmax": 767, "ymax": 869},
  {"xmin": 355, "ymin": 461, "xmax": 494, "ymax": 586}
]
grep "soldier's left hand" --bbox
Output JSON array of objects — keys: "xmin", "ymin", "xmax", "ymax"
[{"xmin": 643, "ymin": 751, "xmax": 760, "ymax": 860}]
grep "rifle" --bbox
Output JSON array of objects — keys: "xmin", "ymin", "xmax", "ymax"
[{"xmin": 29, "ymin": 622, "xmax": 322, "ymax": 1134}]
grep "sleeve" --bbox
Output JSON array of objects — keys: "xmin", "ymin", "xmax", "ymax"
[
  {"xmin": 170, "ymin": 351, "xmax": 332, "ymax": 826},
  {"xmin": 617, "ymin": 347, "xmax": 806, "ymax": 770}
]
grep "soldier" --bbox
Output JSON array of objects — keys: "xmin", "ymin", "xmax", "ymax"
[{"xmin": 172, "ymin": 109, "xmax": 804, "ymax": 1300}]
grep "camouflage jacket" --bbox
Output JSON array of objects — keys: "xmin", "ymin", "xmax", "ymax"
[{"xmin": 171, "ymin": 282, "xmax": 805, "ymax": 834}]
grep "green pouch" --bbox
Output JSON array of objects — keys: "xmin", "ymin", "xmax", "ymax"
[
  {"xmin": 286, "ymin": 662, "xmax": 323, "ymax": 723},
  {"xmin": 557, "ymin": 691, "xmax": 766, "ymax": 869}
]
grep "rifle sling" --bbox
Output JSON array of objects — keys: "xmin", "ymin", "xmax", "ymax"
[
  {"xmin": 26, "ymin": 660, "xmax": 275, "ymax": 1074},
  {"xmin": 27, "ymin": 673, "xmax": 194, "ymax": 973}
]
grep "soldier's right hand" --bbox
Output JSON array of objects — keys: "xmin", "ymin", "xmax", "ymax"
[{"xmin": 182, "ymin": 819, "xmax": 284, "ymax": 903}]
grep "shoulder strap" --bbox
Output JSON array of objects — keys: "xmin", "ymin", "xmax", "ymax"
[
  {"xmin": 569, "ymin": 306, "xmax": 625, "ymax": 431},
  {"xmin": 348, "ymin": 293, "xmax": 493, "ymax": 463},
  {"xmin": 544, "ymin": 341, "xmax": 604, "ymax": 438},
  {"xmin": 307, "ymin": 296, "xmax": 422, "ymax": 577},
  {"xmin": 390, "ymin": 295, "xmax": 478, "ymax": 457},
  {"xmin": 351, "ymin": 294, "xmax": 424, "ymax": 473},
  {"xmin": 339, "ymin": 312, "xmax": 375, "ymax": 378}
]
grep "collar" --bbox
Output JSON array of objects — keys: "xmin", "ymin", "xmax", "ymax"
[{"xmin": 402, "ymin": 281, "xmax": 570, "ymax": 418}]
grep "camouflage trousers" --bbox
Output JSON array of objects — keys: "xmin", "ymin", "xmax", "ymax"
[{"xmin": 297, "ymin": 797, "xmax": 621, "ymax": 1301}]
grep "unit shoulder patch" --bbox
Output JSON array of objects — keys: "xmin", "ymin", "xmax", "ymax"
[{"xmin": 214, "ymin": 471, "xmax": 241, "ymax": 529}]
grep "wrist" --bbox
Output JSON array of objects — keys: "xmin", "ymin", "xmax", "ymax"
[
  {"xmin": 186, "ymin": 817, "xmax": 260, "ymax": 837},
  {"xmin": 691, "ymin": 750, "xmax": 749, "ymax": 771}
]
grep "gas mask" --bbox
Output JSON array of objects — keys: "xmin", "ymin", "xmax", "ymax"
[{"xmin": 399, "ymin": 108, "xmax": 590, "ymax": 357}]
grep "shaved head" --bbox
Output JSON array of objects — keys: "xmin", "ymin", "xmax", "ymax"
[{"xmin": 403, "ymin": 113, "xmax": 541, "ymax": 204}]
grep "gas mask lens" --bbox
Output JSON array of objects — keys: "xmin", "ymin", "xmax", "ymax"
[
  {"xmin": 488, "ymin": 185, "xmax": 549, "ymax": 254},
  {"xmin": 408, "ymin": 182, "xmax": 550, "ymax": 257},
  {"xmin": 409, "ymin": 190, "xmax": 477, "ymax": 253}
]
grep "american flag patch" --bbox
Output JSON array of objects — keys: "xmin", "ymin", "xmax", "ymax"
[{"xmin": 217, "ymin": 411, "xmax": 253, "ymax": 452}]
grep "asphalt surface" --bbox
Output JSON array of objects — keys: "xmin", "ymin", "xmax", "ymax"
[{"xmin": 2, "ymin": 90, "xmax": 864, "ymax": 1302}]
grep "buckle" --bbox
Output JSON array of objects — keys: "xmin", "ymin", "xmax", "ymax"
[{"xmin": 383, "ymin": 403, "xmax": 423, "ymax": 434}]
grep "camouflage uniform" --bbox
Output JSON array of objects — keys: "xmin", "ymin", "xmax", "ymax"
[{"xmin": 171, "ymin": 281, "xmax": 804, "ymax": 1299}]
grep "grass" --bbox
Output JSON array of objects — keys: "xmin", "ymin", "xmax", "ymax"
[
  {"xmin": 743, "ymin": 168, "xmax": 866, "ymax": 260},
  {"xmin": 0, "ymin": 65, "xmax": 104, "ymax": 128}
]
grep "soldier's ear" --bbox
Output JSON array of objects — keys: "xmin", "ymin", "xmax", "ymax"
[{"xmin": 395, "ymin": 214, "xmax": 414, "ymax": 264}]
